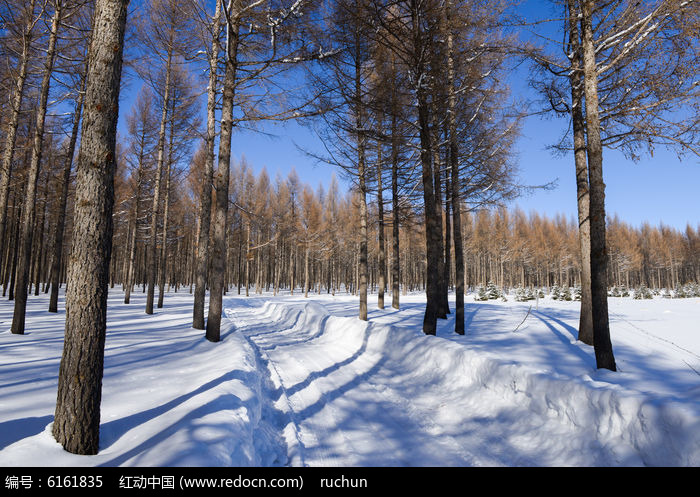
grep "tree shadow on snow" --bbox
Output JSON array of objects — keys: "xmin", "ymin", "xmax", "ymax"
[{"xmin": 0, "ymin": 415, "xmax": 54, "ymax": 451}]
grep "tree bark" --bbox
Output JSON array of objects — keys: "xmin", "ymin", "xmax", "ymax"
[
  {"xmin": 53, "ymin": 0, "xmax": 129, "ymax": 455},
  {"xmin": 12, "ymin": 1, "xmax": 62, "ymax": 334},
  {"xmin": 49, "ymin": 71, "xmax": 85, "ymax": 313},
  {"xmin": 390, "ymin": 110, "xmax": 400, "ymax": 310},
  {"xmin": 206, "ymin": 5, "xmax": 240, "ymax": 342},
  {"xmin": 0, "ymin": 0, "xmax": 37, "ymax": 275},
  {"xmin": 193, "ymin": 0, "xmax": 221, "ymax": 329},
  {"xmin": 445, "ymin": 3, "xmax": 464, "ymax": 335},
  {"xmin": 567, "ymin": 0, "xmax": 594, "ymax": 346},
  {"xmin": 580, "ymin": 0, "xmax": 616, "ymax": 371},
  {"xmin": 157, "ymin": 102, "xmax": 175, "ymax": 309},
  {"xmin": 355, "ymin": 28, "xmax": 368, "ymax": 321},
  {"xmin": 146, "ymin": 45, "xmax": 173, "ymax": 315},
  {"xmin": 376, "ymin": 135, "xmax": 386, "ymax": 310}
]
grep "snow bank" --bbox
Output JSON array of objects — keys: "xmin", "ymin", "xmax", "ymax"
[
  {"xmin": 0, "ymin": 291, "xmax": 286, "ymax": 467},
  {"xmin": 242, "ymin": 299, "xmax": 700, "ymax": 466}
]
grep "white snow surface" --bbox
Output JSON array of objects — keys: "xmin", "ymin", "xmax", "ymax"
[{"xmin": 0, "ymin": 288, "xmax": 698, "ymax": 467}]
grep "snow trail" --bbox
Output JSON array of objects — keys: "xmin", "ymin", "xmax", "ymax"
[{"xmin": 229, "ymin": 299, "xmax": 484, "ymax": 466}]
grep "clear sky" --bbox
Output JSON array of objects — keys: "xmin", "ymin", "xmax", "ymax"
[{"xmin": 116, "ymin": 0, "xmax": 699, "ymax": 233}]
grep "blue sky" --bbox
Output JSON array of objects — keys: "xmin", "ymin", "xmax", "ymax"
[{"xmin": 116, "ymin": 0, "xmax": 699, "ymax": 232}]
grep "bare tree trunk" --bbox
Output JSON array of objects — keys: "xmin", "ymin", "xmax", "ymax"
[
  {"xmin": 355, "ymin": 34, "xmax": 368, "ymax": 321},
  {"xmin": 146, "ymin": 46, "xmax": 173, "ymax": 315},
  {"xmin": 11, "ymin": 2, "xmax": 61, "ymax": 334},
  {"xmin": 445, "ymin": 3, "xmax": 464, "ymax": 334},
  {"xmin": 580, "ymin": 0, "xmax": 616, "ymax": 371},
  {"xmin": 33, "ymin": 172, "xmax": 50, "ymax": 296},
  {"xmin": 157, "ymin": 112, "xmax": 175, "ymax": 308},
  {"xmin": 376, "ymin": 137, "xmax": 386, "ymax": 310},
  {"xmin": 124, "ymin": 201, "xmax": 138, "ymax": 304},
  {"xmin": 245, "ymin": 221, "xmax": 250, "ymax": 296},
  {"xmin": 304, "ymin": 240, "xmax": 309, "ymax": 298},
  {"xmin": 390, "ymin": 81, "xmax": 400, "ymax": 310},
  {"xmin": 8, "ymin": 202, "xmax": 21, "ymax": 300},
  {"xmin": 49, "ymin": 77, "xmax": 84, "ymax": 312},
  {"xmin": 53, "ymin": 0, "xmax": 128, "ymax": 455},
  {"xmin": 193, "ymin": 0, "xmax": 221, "ymax": 329},
  {"xmin": 0, "ymin": 0, "xmax": 37, "ymax": 273},
  {"xmin": 418, "ymin": 93, "xmax": 440, "ymax": 335},
  {"xmin": 206, "ymin": 8, "xmax": 239, "ymax": 342},
  {"xmin": 567, "ymin": 0, "xmax": 593, "ymax": 346}
]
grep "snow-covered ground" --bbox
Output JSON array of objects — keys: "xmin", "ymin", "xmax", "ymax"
[{"xmin": 0, "ymin": 287, "xmax": 698, "ymax": 467}]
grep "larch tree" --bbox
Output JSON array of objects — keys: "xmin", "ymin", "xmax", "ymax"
[
  {"xmin": 0, "ymin": 0, "xmax": 39, "ymax": 284},
  {"xmin": 11, "ymin": 0, "xmax": 64, "ymax": 334},
  {"xmin": 53, "ymin": 0, "xmax": 129, "ymax": 455},
  {"xmin": 122, "ymin": 86, "xmax": 158, "ymax": 305},
  {"xmin": 578, "ymin": 0, "xmax": 698, "ymax": 370},
  {"xmin": 205, "ymin": 0, "xmax": 242, "ymax": 341},
  {"xmin": 192, "ymin": 0, "xmax": 222, "ymax": 330},
  {"xmin": 531, "ymin": 0, "xmax": 698, "ymax": 369},
  {"xmin": 135, "ymin": 0, "xmax": 196, "ymax": 315},
  {"xmin": 305, "ymin": 0, "xmax": 381, "ymax": 320}
]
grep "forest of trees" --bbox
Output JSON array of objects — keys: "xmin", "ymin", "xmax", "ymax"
[{"xmin": 0, "ymin": 0, "xmax": 697, "ymax": 454}]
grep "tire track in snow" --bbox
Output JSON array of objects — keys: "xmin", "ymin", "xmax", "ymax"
[
  {"xmin": 225, "ymin": 302, "xmax": 307, "ymax": 467},
  {"xmin": 227, "ymin": 300, "xmax": 482, "ymax": 466}
]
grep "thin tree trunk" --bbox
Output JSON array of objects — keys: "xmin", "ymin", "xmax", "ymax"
[
  {"xmin": 567, "ymin": 0, "xmax": 594, "ymax": 346},
  {"xmin": 193, "ymin": 0, "xmax": 221, "ymax": 329},
  {"xmin": 53, "ymin": 0, "xmax": 128, "ymax": 455},
  {"xmin": 49, "ymin": 77, "xmax": 84, "ymax": 312},
  {"xmin": 445, "ymin": 2, "xmax": 464, "ymax": 334},
  {"xmin": 157, "ymin": 110, "xmax": 175, "ymax": 309},
  {"xmin": 124, "ymin": 200, "xmax": 138, "ymax": 304},
  {"xmin": 355, "ymin": 31, "xmax": 368, "ymax": 321},
  {"xmin": 376, "ymin": 135, "xmax": 386, "ymax": 310},
  {"xmin": 304, "ymin": 240, "xmax": 309, "ymax": 298},
  {"xmin": 0, "ymin": 0, "xmax": 37, "ymax": 271},
  {"xmin": 580, "ymin": 0, "xmax": 616, "ymax": 371},
  {"xmin": 33, "ymin": 172, "xmax": 50, "ymax": 296},
  {"xmin": 390, "ymin": 75, "xmax": 400, "ymax": 310},
  {"xmin": 11, "ymin": 2, "xmax": 61, "ymax": 334},
  {"xmin": 146, "ymin": 46, "xmax": 173, "ymax": 315},
  {"xmin": 206, "ymin": 7, "xmax": 239, "ymax": 342}
]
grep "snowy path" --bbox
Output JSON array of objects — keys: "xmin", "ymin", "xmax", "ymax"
[
  {"xmin": 224, "ymin": 297, "xmax": 696, "ymax": 467},
  {"xmin": 229, "ymin": 299, "xmax": 480, "ymax": 466}
]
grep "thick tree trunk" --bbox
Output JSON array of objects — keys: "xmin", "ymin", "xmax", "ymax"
[
  {"xmin": 418, "ymin": 91, "xmax": 440, "ymax": 336},
  {"xmin": 193, "ymin": 0, "xmax": 221, "ymax": 329},
  {"xmin": 53, "ymin": 0, "xmax": 128, "ymax": 455},
  {"xmin": 206, "ymin": 10, "xmax": 239, "ymax": 342},
  {"xmin": 580, "ymin": 0, "xmax": 616, "ymax": 371},
  {"xmin": 245, "ymin": 221, "xmax": 250, "ymax": 297},
  {"xmin": 12, "ymin": 3, "xmax": 61, "ymax": 335}
]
